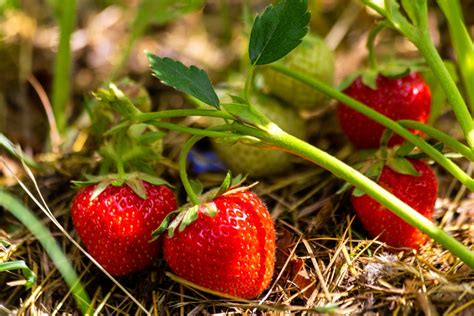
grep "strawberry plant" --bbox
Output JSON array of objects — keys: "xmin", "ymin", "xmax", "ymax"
[
  {"xmin": 135, "ymin": 0, "xmax": 473, "ymax": 270},
  {"xmin": 70, "ymin": 84, "xmax": 177, "ymax": 276},
  {"xmin": 2, "ymin": 0, "xmax": 474, "ymax": 313}
]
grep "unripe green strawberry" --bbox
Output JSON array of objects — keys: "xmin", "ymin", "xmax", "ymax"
[
  {"xmin": 260, "ymin": 33, "xmax": 334, "ymax": 110},
  {"xmin": 211, "ymin": 93, "xmax": 306, "ymax": 178}
]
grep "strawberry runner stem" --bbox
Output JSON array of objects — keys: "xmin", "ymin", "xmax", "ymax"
[
  {"xmin": 244, "ymin": 65, "xmax": 257, "ymax": 102},
  {"xmin": 179, "ymin": 135, "xmax": 204, "ymax": 205},
  {"xmin": 436, "ymin": 0, "xmax": 474, "ymax": 114},
  {"xmin": 134, "ymin": 109, "xmax": 234, "ymax": 121},
  {"xmin": 177, "ymin": 126, "xmax": 237, "ymax": 205},
  {"xmin": 415, "ymin": 32, "xmax": 474, "ymax": 150},
  {"xmin": 230, "ymin": 123, "xmax": 474, "ymax": 269},
  {"xmin": 269, "ymin": 63, "xmax": 474, "ymax": 191}
]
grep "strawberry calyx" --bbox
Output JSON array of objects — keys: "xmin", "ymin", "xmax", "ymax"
[
  {"xmin": 153, "ymin": 172, "xmax": 256, "ymax": 238},
  {"xmin": 72, "ymin": 172, "xmax": 172, "ymax": 201},
  {"xmin": 74, "ymin": 81, "xmax": 170, "ymax": 201},
  {"xmin": 338, "ymin": 59, "xmax": 427, "ymax": 91},
  {"xmin": 348, "ymin": 139, "xmax": 428, "ymax": 197}
]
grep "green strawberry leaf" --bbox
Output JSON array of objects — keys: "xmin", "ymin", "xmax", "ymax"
[
  {"xmin": 379, "ymin": 64, "xmax": 411, "ymax": 78},
  {"xmin": 338, "ymin": 72, "xmax": 360, "ymax": 91},
  {"xmin": 146, "ymin": 52, "xmax": 220, "ymax": 108},
  {"xmin": 396, "ymin": 141, "xmax": 416, "ymax": 157},
  {"xmin": 361, "ymin": 70, "xmax": 378, "ymax": 90},
  {"xmin": 94, "ymin": 83, "xmax": 141, "ymax": 117},
  {"xmin": 387, "ymin": 157, "xmax": 420, "ymax": 176},
  {"xmin": 229, "ymin": 94, "xmax": 249, "ymax": 105},
  {"xmin": 189, "ymin": 179, "xmax": 204, "ymax": 197},
  {"xmin": 201, "ymin": 202, "xmax": 218, "ymax": 217},
  {"xmin": 352, "ymin": 187, "xmax": 366, "ymax": 197},
  {"xmin": 231, "ymin": 174, "xmax": 246, "ymax": 187},
  {"xmin": 179, "ymin": 205, "xmax": 199, "ymax": 232},
  {"xmin": 167, "ymin": 211, "xmax": 187, "ymax": 238},
  {"xmin": 137, "ymin": 131, "xmax": 166, "ymax": 145},
  {"xmin": 138, "ymin": 173, "xmax": 173, "ymax": 188},
  {"xmin": 126, "ymin": 178, "xmax": 147, "ymax": 199},
  {"xmin": 90, "ymin": 180, "xmax": 113, "ymax": 201},
  {"xmin": 152, "ymin": 209, "xmax": 180, "ymax": 239},
  {"xmin": 248, "ymin": 0, "xmax": 310, "ymax": 65},
  {"xmin": 400, "ymin": 0, "xmax": 426, "ymax": 27},
  {"xmin": 383, "ymin": 0, "xmax": 417, "ymax": 39},
  {"xmin": 216, "ymin": 171, "xmax": 233, "ymax": 196},
  {"xmin": 366, "ymin": 161, "xmax": 384, "ymax": 180},
  {"xmin": 223, "ymin": 103, "xmax": 270, "ymax": 127},
  {"xmin": 379, "ymin": 129, "xmax": 393, "ymax": 158},
  {"xmin": 406, "ymin": 142, "xmax": 444, "ymax": 159},
  {"xmin": 152, "ymin": 215, "xmax": 171, "ymax": 238}
]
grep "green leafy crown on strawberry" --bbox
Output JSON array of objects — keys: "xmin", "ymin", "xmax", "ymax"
[{"xmin": 71, "ymin": 83, "xmax": 177, "ymax": 276}]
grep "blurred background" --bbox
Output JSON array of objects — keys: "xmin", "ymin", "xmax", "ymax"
[{"xmin": 1, "ymin": 0, "xmax": 472, "ymax": 156}]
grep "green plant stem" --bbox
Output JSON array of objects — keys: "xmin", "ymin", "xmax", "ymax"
[
  {"xmin": 269, "ymin": 63, "xmax": 474, "ymax": 190},
  {"xmin": 416, "ymin": 32, "xmax": 474, "ymax": 150},
  {"xmin": 0, "ymin": 260, "xmax": 36, "ymax": 288},
  {"xmin": 363, "ymin": 0, "xmax": 474, "ymax": 150},
  {"xmin": 148, "ymin": 121, "xmax": 232, "ymax": 138},
  {"xmin": 179, "ymin": 136, "xmax": 204, "ymax": 205},
  {"xmin": 137, "ymin": 109, "xmax": 474, "ymax": 266},
  {"xmin": 367, "ymin": 22, "xmax": 386, "ymax": 69},
  {"xmin": 244, "ymin": 65, "xmax": 256, "ymax": 102},
  {"xmin": 399, "ymin": 120, "xmax": 474, "ymax": 161},
  {"xmin": 134, "ymin": 109, "xmax": 234, "ymax": 122},
  {"xmin": 0, "ymin": 190, "xmax": 91, "ymax": 313},
  {"xmin": 116, "ymin": 158, "xmax": 125, "ymax": 180},
  {"xmin": 436, "ymin": 0, "xmax": 474, "ymax": 114},
  {"xmin": 52, "ymin": 0, "xmax": 76, "ymax": 135},
  {"xmin": 0, "ymin": 133, "xmax": 39, "ymax": 168},
  {"xmin": 230, "ymin": 123, "xmax": 474, "ymax": 268}
]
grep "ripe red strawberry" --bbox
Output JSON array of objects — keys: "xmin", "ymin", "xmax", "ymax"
[
  {"xmin": 71, "ymin": 182, "xmax": 177, "ymax": 276},
  {"xmin": 351, "ymin": 159, "xmax": 437, "ymax": 249},
  {"xmin": 337, "ymin": 72, "xmax": 431, "ymax": 148},
  {"xmin": 163, "ymin": 190, "xmax": 275, "ymax": 299}
]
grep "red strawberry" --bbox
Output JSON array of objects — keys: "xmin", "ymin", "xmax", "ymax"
[
  {"xmin": 163, "ymin": 190, "xmax": 275, "ymax": 299},
  {"xmin": 351, "ymin": 159, "xmax": 438, "ymax": 249},
  {"xmin": 337, "ymin": 72, "xmax": 431, "ymax": 148},
  {"xmin": 71, "ymin": 182, "xmax": 177, "ymax": 276}
]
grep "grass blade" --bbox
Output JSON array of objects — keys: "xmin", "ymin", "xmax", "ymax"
[
  {"xmin": 0, "ymin": 190, "xmax": 91, "ymax": 314},
  {"xmin": 0, "ymin": 260, "xmax": 36, "ymax": 289},
  {"xmin": 51, "ymin": 0, "xmax": 76, "ymax": 134}
]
